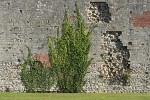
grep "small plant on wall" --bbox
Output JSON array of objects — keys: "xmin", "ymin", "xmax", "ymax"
[{"xmin": 48, "ymin": 2, "xmax": 92, "ymax": 93}]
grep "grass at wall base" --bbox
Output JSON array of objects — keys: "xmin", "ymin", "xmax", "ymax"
[
  {"xmin": 48, "ymin": 2, "xmax": 92, "ymax": 93},
  {"xmin": 0, "ymin": 93, "xmax": 150, "ymax": 100}
]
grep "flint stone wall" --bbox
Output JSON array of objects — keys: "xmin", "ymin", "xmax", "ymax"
[{"xmin": 0, "ymin": 0, "xmax": 149, "ymax": 93}]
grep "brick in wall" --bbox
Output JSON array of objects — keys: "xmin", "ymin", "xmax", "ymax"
[{"xmin": 132, "ymin": 11, "xmax": 150, "ymax": 27}]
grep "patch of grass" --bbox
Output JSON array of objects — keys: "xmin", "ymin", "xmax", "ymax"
[{"xmin": 0, "ymin": 93, "xmax": 149, "ymax": 100}]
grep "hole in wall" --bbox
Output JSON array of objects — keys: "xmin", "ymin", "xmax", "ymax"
[
  {"xmin": 128, "ymin": 42, "xmax": 132, "ymax": 45},
  {"xmin": 141, "ymin": 43, "xmax": 144, "ymax": 46},
  {"xmin": 29, "ymin": 38, "xmax": 32, "ymax": 41},
  {"xmin": 46, "ymin": 28, "xmax": 49, "ymax": 31},
  {"xmin": 93, "ymin": 53, "xmax": 96, "ymax": 55},
  {"xmin": 130, "ymin": 11, "xmax": 132, "ymax": 14},
  {"xmin": 7, "ymin": 3, "xmax": 10, "ymax": 6},
  {"xmin": 100, "ymin": 31, "xmax": 131, "ymax": 85},
  {"xmin": 87, "ymin": 2, "xmax": 111, "ymax": 23},
  {"xmin": 20, "ymin": 10, "xmax": 22, "ymax": 13},
  {"xmin": 18, "ymin": 59, "xmax": 21, "ymax": 62}
]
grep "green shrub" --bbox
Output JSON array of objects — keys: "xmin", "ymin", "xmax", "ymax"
[
  {"xmin": 48, "ymin": 2, "xmax": 92, "ymax": 93},
  {"xmin": 20, "ymin": 46, "xmax": 54, "ymax": 93}
]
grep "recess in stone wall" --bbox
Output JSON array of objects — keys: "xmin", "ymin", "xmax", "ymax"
[
  {"xmin": 100, "ymin": 31, "xmax": 131, "ymax": 85},
  {"xmin": 87, "ymin": 2, "xmax": 111, "ymax": 23},
  {"xmin": 128, "ymin": 42, "xmax": 132, "ymax": 45}
]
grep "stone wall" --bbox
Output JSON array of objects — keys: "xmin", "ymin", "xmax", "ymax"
[{"xmin": 0, "ymin": 0, "xmax": 149, "ymax": 93}]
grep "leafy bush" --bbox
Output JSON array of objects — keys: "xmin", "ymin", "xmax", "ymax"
[
  {"xmin": 48, "ymin": 3, "xmax": 92, "ymax": 93},
  {"xmin": 20, "ymin": 46, "xmax": 54, "ymax": 93}
]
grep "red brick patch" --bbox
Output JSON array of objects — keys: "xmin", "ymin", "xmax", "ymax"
[
  {"xmin": 132, "ymin": 11, "xmax": 150, "ymax": 27},
  {"xmin": 33, "ymin": 53, "xmax": 51, "ymax": 68},
  {"xmin": 70, "ymin": 15, "xmax": 76, "ymax": 19}
]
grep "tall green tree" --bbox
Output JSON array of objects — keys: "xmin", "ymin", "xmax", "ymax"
[{"xmin": 48, "ymin": 2, "xmax": 92, "ymax": 93}]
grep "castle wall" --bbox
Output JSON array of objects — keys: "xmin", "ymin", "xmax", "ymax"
[{"xmin": 0, "ymin": 0, "xmax": 149, "ymax": 93}]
